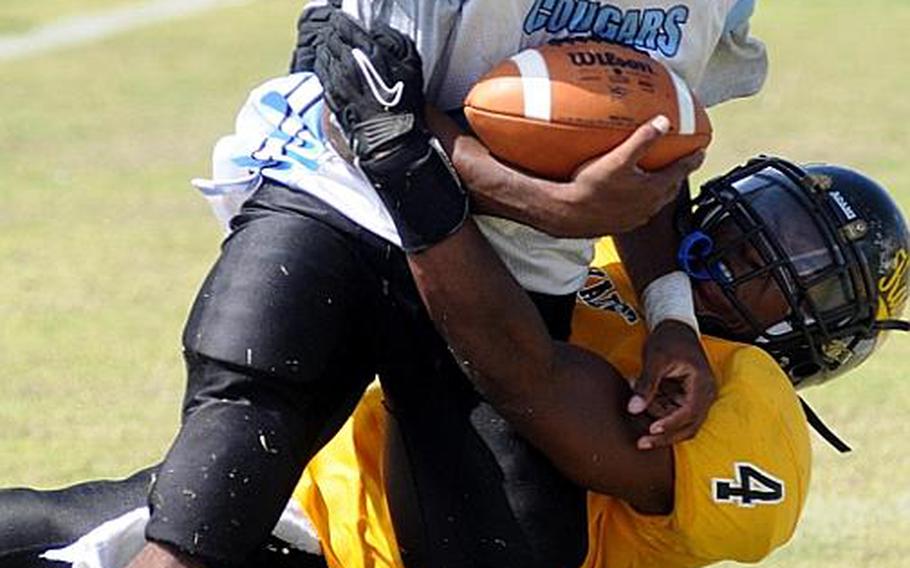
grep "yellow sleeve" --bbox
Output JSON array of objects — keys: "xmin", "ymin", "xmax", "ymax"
[
  {"xmin": 295, "ymin": 295, "xmax": 811, "ymax": 568},
  {"xmin": 593, "ymin": 237, "xmax": 620, "ymax": 266},
  {"xmin": 586, "ymin": 344, "xmax": 812, "ymax": 568},
  {"xmin": 571, "ymin": 261, "xmax": 646, "ymax": 380},
  {"xmin": 292, "ymin": 384, "xmax": 403, "ymax": 568},
  {"xmin": 673, "ymin": 346, "xmax": 811, "ymax": 563}
]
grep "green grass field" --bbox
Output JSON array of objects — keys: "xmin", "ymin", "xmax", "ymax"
[
  {"xmin": 0, "ymin": 0, "xmax": 149, "ymax": 33},
  {"xmin": 1, "ymin": 1, "xmax": 909, "ymax": 566}
]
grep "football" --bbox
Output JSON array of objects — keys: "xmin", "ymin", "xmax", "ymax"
[{"xmin": 464, "ymin": 40, "xmax": 712, "ymax": 180}]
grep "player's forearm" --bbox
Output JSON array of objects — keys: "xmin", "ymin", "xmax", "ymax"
[
  {"xmin": 407, "ymin": 223, "xmax": 673, "ymax": 512},
  {"xmin": 425, "ymin": 107, "xmax": 577, "ymax": 237},
  {"xmin": 452, "ymin": 137, "xmax": 570, "ymax": 232},
  {"xmin": 407, "ymin": 219, "xmax": 558, "ymax": 408},
  {"xmin": 615, "ymin": 188, "xmax": 684, "ymax": 295},
  {"xmin": 428, "ymin": 107, "xmax": 696, "ymax": 239},
  {"xmin": 543, "ymin": 344, "xmax": 674, "ymax": 512}
]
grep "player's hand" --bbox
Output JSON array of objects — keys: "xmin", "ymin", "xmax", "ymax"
[
  {"xmin": 562, "ymin": 117, "xmax": 705, "ymax": 235},
  {"xmin": 290, "ymin": 4, "xmax": 335, "ymax": 73},
  {"xmin": 124, "ymin": 543, "xmax": 204, "ymax": 568},
  {"xmin": 313, "ymin": 14, "xmax": 428, "ymax": 162},
  {"xmin": 311, "ymin": 16, "xmax": 467, "ymax": 252},
  {"xmin": 628, "ymin": 320, "xmax": 717, "ymax": 450}
]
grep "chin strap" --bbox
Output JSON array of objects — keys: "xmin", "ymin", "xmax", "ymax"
[
  {"xmin": 875, "ymin": 319, "xmax": 910, "ymax": 332},
  {"xmin": 799, "ymin": 397, "xmax": 852, "ymax": 453}
]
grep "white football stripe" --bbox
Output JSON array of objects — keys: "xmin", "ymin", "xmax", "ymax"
[
  {"xmin": 510, "ymin": 49, "xmax": 552, "ymax": 122},
  {"xmin": 667, "ymin": 68, "xmax": 696, "ymax": 135}
]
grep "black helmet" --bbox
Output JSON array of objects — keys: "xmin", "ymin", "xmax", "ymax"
[{"xmin": 679, "ymin": 156, "xmax": 910, "ymax": 388}]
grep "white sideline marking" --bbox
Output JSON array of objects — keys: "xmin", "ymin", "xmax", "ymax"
[{"xmin": 0, "ymin": 0, "xmax": 252, "ymax": 62}]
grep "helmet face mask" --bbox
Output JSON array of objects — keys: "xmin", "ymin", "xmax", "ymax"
[{"xmin": 683, "ymin": 157, "xmax": 910, "ymax": 387}]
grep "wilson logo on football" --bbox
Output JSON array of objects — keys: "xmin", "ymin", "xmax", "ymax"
[{"xmin": 566, "ymin": 50, "xmax": 656, "ymax": 74}]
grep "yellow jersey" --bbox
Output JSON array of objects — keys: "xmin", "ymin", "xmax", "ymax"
[{"xmin": 293, "ymin": 243, "xmax": 812, "ymax": 568}]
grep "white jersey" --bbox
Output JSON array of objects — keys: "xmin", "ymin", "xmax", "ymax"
[
  {"xmin": 193, "ymin": 74, "xmax": 403, "ymax": 244},
  {"xmin": 195, "ymin": 0, "xmax": 766, "ymax": 294},
  {"xmin": 332, "ymin": 0, "xmax": 766, "ymax": 110}
]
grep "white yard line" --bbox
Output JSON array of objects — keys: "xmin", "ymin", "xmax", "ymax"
[{"xmin": 0, "ymin": 0, "xmax": 253, "ymax": 62}]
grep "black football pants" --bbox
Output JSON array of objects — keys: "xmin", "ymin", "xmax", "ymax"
[
  {"xmin": 0, "ymin": 182, "xmax": 588, "ymax": 568},
  {"xmin": 0, "ymin": 467, "xmax": 328, "ymax": 568}
]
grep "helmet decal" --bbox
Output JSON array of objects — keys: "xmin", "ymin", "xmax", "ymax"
[
  {"xmin": 829, "ymin": 189, "xmax": 858, "ymax": 221},
  {"xmin": 877, "ymin": 248, "xmax": 909, "ymax": 319}
]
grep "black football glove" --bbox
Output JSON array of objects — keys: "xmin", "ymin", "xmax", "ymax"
[
  {"xmin": 312, "ymin": 15, "xmax": 467, "ymax": 252},
  {"xmin": 289, "ymin": 3, "xmax": 335, "ymax": 73}
]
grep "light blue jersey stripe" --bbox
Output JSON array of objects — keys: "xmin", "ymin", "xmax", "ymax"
[{"xmin": 724, "ymin": 0, "xmax": 757, "ymax": 33}]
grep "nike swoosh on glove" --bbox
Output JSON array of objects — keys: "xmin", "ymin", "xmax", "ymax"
[
  {"xmin": 314, "ymin": 14, "xmax": 427, "ymax": 162},
  {"xmin": 312, "ymin": 17, "xmax": 467, "ymax": 252}
]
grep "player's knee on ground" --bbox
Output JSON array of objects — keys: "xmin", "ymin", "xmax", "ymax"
[{"xmin": 149, "ymin": 202, "xmax": 383, "ymax": 564}]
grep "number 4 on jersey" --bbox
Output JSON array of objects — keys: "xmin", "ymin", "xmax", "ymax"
[{"xmin": 713, "ymin": 463, "xmax": 785, "ymax": 508}]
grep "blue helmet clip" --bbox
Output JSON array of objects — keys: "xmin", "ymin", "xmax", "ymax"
[{"xmin": 677, "ymin": 231, "xmax": 716, "ymax": 281}]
